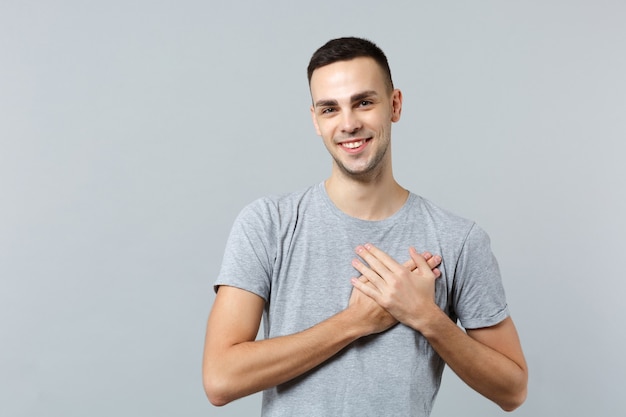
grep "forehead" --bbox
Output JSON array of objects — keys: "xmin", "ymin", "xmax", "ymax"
[{"xmin": 309, "ymin": 57, "xmax": 388, "ymax": 102}]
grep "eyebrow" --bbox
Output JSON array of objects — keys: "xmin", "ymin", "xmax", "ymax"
[{"xmin": 314, "ymin": 90, "xmax": 379, "ymax": 108}]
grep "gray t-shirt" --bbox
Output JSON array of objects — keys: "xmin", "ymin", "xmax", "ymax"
[{"xmin": 215, "ymin": 182, "xmax": 509, "ymax": 416}]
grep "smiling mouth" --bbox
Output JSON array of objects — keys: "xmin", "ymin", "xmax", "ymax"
[{"xmin": 340, "ymin": 138, "xmax": 370, "ymax": 150}]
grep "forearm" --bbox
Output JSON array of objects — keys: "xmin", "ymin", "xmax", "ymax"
[
  {"xmin": 349, "ymin": 244, "xmax": 527, "ymax": 410},
  {"xmin": 204, "ymin": 307, "xmax": 368, "ymax": 406},
  {"xmin": 416, "ymin": 310, "xmax": 528, "ymax": 411}
]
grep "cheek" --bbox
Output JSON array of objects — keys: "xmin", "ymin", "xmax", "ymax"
[
  {"xmin": 316, "ymin": 121, "xmax": 335, "ymax": 139},
  {"xmin": 376, "ymin": 117, "xmax": 392, "ymax": 140}
]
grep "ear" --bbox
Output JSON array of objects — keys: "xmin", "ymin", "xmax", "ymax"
[
  {"xmin": 310, "ymin": 105, "xmax": 322, "ymax": 136},
  {"xmin": 390, "ymin": 89, "xmax": 403, "ymax": 123}
]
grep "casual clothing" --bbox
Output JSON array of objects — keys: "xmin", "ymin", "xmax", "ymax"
[{"xmin": 215, "ymin": 182, "xmax": 509, "ymax": 416}]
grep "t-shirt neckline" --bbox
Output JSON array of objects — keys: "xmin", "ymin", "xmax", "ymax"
[{"xmin": 316, "ymin": 181, "xmax": 416, "ymax": 227}]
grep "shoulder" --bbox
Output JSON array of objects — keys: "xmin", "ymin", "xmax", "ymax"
[
  {"xmin": 236, "ymin": 184, "xmax": 319, "ymax": 225},
  {"xmin": 407, "ymin": 194, "xmax": 496, "ymax": 252},
  {"xmin": 410, "ymin": 194, "xmax": 475, "ymax": 232}
]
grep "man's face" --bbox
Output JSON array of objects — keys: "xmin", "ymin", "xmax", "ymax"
[{"xmin": 309, "ymin": 57, "xmax": 402, "ymax": 180}]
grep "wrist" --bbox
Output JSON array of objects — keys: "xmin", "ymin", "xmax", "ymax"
[
  {"xmin": 335, "ymin": 306, "xmax": 373, "ymax": 340},
  {"xmin": 407, "ymin": 303, "xmax": 447, "ymax": 336}
]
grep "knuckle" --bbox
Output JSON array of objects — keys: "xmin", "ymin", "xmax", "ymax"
[{"xmin": 380, "ymin": 295, "xmax": 392, "ymax": 309}]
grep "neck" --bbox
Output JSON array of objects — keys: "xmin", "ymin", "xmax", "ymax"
[{"xmin": 325, "ymin": 168, "xmax": 408, "ymax": 221}]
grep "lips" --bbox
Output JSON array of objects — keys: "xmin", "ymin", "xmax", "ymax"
[{"xmin": 339, "ymin": 138, "xmax": 371, "ymax": 152}]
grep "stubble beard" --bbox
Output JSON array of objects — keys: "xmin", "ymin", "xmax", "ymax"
[{"xmin": 332, "ymin": 136, "xmax": 391, "ymax": 183}]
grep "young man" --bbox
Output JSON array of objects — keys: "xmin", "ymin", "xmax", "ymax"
[{"xmin": 203, "ymin": 37, "xmax": 527, "ymax": 416}]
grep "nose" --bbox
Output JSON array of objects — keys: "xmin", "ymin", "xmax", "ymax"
[{"xmin": 341, "ymin": 110, "xmax": 362, "ymax": 134}]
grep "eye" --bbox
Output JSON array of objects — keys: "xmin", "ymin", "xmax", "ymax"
[
  {"xmin": 358, "ymin": 100, "xmax": 373, "ymax": 107},
  {"xmin": 320, "ymin": 107, "xmax": 335, "ymax": 115}
]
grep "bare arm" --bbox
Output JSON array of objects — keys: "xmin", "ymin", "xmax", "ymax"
[
  {"xmin": 202, "ymin": 284, "xmax": 395, "ymax": 406},
  {"xmin": 423, "ymin": 314, "xmax": 527, "ymax": 411},
  {"xmin": 203, "ymin": 253, "xmax": 441, "ymax": 406},
  {"xmin": 351, "ymin": 244, "xmax": 528, "ymax": 411}
]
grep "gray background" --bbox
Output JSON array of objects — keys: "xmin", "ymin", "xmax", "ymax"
[{"xmin": 1, "ymin": 0, "xmax": 624, "ymax": 416}]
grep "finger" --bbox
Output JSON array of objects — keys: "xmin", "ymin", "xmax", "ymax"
[
  {"xmin": 355, "ymin": 275, "xmax": 368, "ymax": 283},
  {"xmin": 412, "ymin": 249, "xmax": 441, "ymax": 270},
  {"xmin": 353, "ymin": 274, "xmax": 386, "ymax": 289},
  {"xmin": 424, "ymin": 253, "xmax": 442, "ymax": 271},
  {"xmin": 402, "ymin": 258, "xmax": 417, "ymax": 271},
  {"xmin": 358, "ymin": 243, "xmax": 402, "ymax": 275},
  {"xmin": 353, "ymin": 275, "xmax": 379, "ymax": 291},
  {"xmin": 352, "ymin": 258, "xmax": 386, "ymax": 289},
  {"xmin": 409, "ymin": 247, "xmax": 437, "ymax": 278},
  {"xmin": 404, "ymin": 252, "xmax": 441, "ymax": 277},
  {"xmin": 351, "ymin": 276, "xmax": 380, "ymax": 300},
  {"xmin": 355, "ymin": 245, "xmax": 393, "ymax": 279},
  {"xmin": 350, "ymin": 275, "xmax": 378, "ymax": 294}
]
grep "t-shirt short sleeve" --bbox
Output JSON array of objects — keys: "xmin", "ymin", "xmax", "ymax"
[
  {"xmin": 452, "ymin": 223, "xmax": 509, "ymax": 329},
  {"xmin": 214, "ymin": 198, "xmax": 276, "ymax": 301}
]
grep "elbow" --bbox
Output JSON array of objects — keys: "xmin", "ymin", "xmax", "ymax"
[
  {"xmin": 203, "ymin": 369, "xmax": 234, "ymax": 407},
  {"xmin": 499, "ymin": 387, "xmax": 527, "ymax": 412},
  {"xmin": 498, "ymin": 372, "xmax": 528, "ymax": 412},
  {"xmin": 207, "ymin": 394, "xmax": 230, "ymax": 408}
]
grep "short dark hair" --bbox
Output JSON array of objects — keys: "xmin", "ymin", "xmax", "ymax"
[{"xmin": 307, "ymin": 37, "xmax": 394, "ymax": 92}]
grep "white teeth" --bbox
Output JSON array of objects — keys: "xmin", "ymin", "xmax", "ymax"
[{"xmin": 342, "ymin": 140, "xmax": 364, "ymax": 149}]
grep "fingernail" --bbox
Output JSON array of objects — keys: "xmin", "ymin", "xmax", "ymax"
[{"xmin": 364, "ymin": 243, "xmax": 372, "ymax": 250}]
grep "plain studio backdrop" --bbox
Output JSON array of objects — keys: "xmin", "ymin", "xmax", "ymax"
[{"xmin": 1, "ymin": 1, "xmax": 624, "ymax": 416}]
